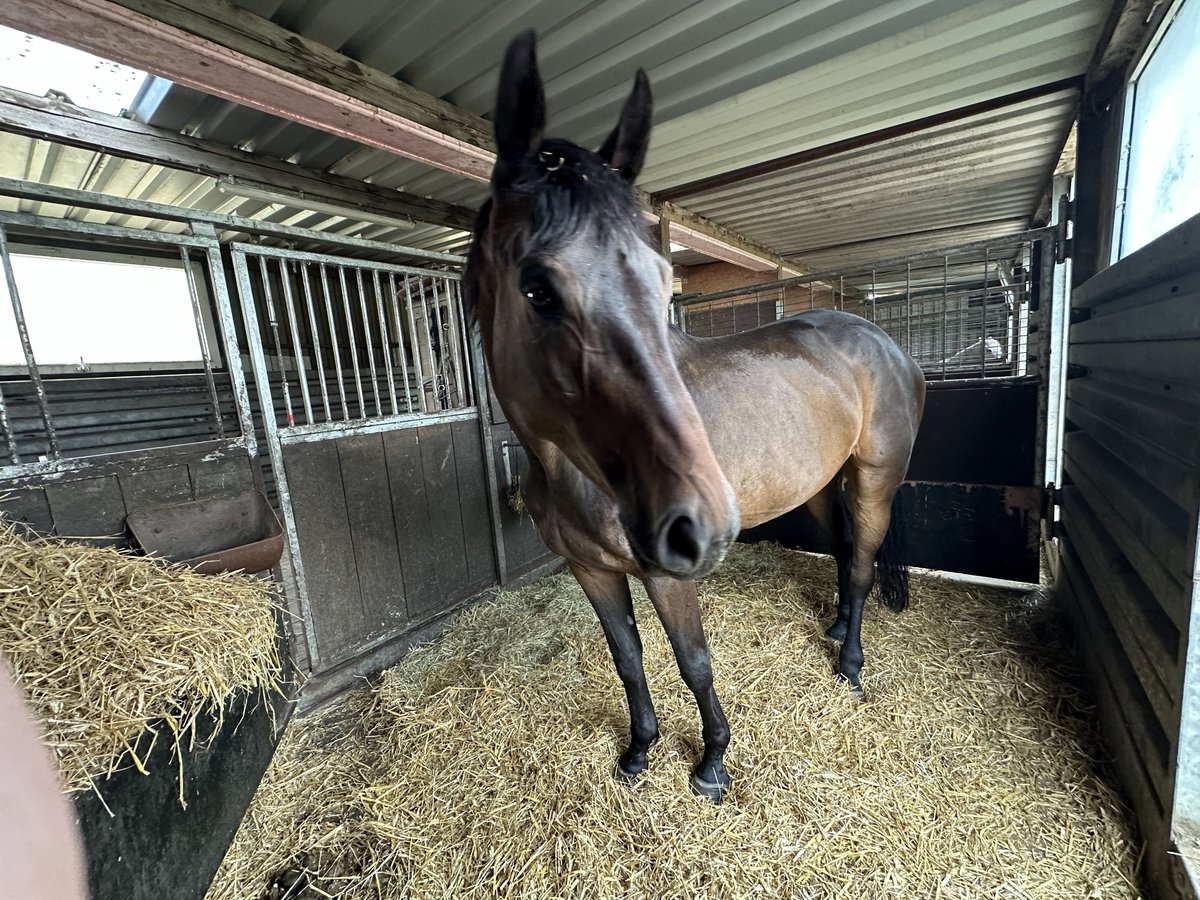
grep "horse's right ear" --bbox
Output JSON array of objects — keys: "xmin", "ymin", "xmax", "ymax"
[{"xmin": 492, "ymin": 30, "xmax": 545, "ymax": 187}]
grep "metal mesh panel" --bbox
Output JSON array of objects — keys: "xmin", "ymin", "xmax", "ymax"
[{"xmin": 676, "ymin": 232, "xmax": 1046, "ymax": 381}]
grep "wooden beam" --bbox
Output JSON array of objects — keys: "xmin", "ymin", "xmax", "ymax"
[
  {"xmin": 0, "ymin": 87, "xmax": 476, "ymax": 231},
  {"xmin": 3, "ymin": 0, "xmax": 799, "ymax": 270},
  {"xmin": 0, "ymin": 0, "xmax": 495, "ymax": 180},
  {"xmin": 655, "ymin": 77, "xmax": 1083, "ymax": 203}
]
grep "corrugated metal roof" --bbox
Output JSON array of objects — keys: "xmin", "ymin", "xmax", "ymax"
[
  {"xmin": 3, "ymin": 0, "xmax": 1112, "ymax": 270},
  {"xmin": 682, "ymin": 87, "xmax": 1079, "ymax": 267}
]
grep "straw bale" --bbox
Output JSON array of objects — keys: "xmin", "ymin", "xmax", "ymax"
[
  {"xmin": 210, "ymin": 543, "xmax": 1142, "ymax": 900},
  {"xmin": 0, "ymin": 516, "xmax": 285, "ymax": 800}
]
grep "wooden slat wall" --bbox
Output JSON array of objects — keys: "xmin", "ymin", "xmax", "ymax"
[
  {"xmin": 1058, "ymin": 215, "xmax": 1200, "ymax": 899},
  {"xmin": 281, "ymin": 417, "xmax": 498, "ymax": 672},
  {"xmin": 0, "ymin": 452, "xmax": 257, "ymax": 548}
]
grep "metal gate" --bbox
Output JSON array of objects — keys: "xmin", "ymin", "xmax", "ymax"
[
  {"xmin": 232, "ymin": 245, "xmax": 497, "ymax": 676},
  {"xmin": 674, "ymin": 227, "xmax": 1063, "ymax": 582}
]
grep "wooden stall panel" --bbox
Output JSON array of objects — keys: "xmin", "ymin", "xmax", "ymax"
[
  {"xmin": 338, "ymin": 433, "xmax": 409, "ymax": 642},
  {"xmin": 281, "ymin": 439, "xmax": 366, "ymax": 667},
  {"xmin": 282, "ymin": 417, "xmax": 499, "ymax": 674},
  {"xmin": 1058, "ymin": 214, "xmax": 1200, "ymax": 898}
]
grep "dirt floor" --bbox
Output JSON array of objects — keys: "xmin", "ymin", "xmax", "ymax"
[{"xmin": 208, "ymin": 542, "xmax": 1143, "ymax": 900}]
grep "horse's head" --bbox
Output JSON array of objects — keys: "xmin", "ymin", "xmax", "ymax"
[{"xmin": 465, "ymin": 31, "xmax": 739, "ymax": 579}]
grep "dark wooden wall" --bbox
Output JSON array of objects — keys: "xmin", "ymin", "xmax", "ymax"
[
  {"xmin": 0, "ymin": 449, "xmax": 257, "ymax": 548},
  {"xmin": 742, "ymin": 378, "xmax": 1043, "ymax": 582},
  {"xmin": 282, "ymin": 417, "xmax": 497, "ymax": 672},
  {"xmin": 1057, "ymin": 214, "xmax": 1200, "ymax": 900}
]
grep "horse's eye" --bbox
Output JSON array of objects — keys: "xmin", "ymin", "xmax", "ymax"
[{"xmin": 518, "ymin": 266, "xmax": 561, "ymax": 316}]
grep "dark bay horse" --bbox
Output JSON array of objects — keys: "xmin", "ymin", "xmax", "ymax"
[{"xmin": 465, "ymin": 32, "xmax": 926, "ymax": 802}]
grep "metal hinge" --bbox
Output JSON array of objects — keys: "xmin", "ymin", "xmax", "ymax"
[{"xmin": 1054, "ymin": 193, "xmax": 1074, "ymax": 264}]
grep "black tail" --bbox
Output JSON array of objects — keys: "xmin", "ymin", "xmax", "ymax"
[{"xmin": 875, "ymin": 490, "xmax": 909, "ymax": 612}]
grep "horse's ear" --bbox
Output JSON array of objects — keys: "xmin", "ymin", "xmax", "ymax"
[
  {"xmin": 492, "ymin": 30, "xmax": 545, "ymax": 187},
  {"xmin": 598, "ymin": 69, "xmax": 652, "ymax": 182}
]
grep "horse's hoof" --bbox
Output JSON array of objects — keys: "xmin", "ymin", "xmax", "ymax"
[
  {"xmin": 836, "ymin": 674, "xmax": 867, "ymax": 702},
  {"xmin": 614, "ymin": 761, "xmax": 644, "ymax": 783},
  {"xmin": 824, "ymin": 624, "xmax": 847, "ymax": 645},
  {"xmin": 689, "ymin": 770, "xmax": 731, "ymax": 804}
]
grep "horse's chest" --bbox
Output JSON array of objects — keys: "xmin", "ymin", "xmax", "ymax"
[{"xmin": 524, "ymin": 471, "xmax": 635, "ymax": 573}]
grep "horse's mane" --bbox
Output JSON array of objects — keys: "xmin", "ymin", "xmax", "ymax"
[{"xmin": 462, "ymin": 137, "xmax": 648, "ymax": 325}]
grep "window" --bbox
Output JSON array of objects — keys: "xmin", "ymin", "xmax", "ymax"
[
  {"xmin": 0, "ymin": 253, "xmax": 208, "ymax": 373},
  {"xmin": 1113, "ymin": 0, "xmax": 1200, "ymax": 259}
]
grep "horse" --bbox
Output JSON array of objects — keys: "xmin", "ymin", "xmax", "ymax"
[{"xmin": 464, "ymin": 31, "xmax": 926, "ymax": 803}]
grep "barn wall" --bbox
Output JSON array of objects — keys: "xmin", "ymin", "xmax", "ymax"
[{"xmin": 1057, "ymin": 212, "xmax": 1200, "ymax": 899}]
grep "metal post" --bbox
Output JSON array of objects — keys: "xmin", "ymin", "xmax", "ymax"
[
  {"xmin": 317, "ymin": 265, "xmax": 348, "ymax": 420},
  {"xmin": 355, "ymin": 268, "xmax": 383, "ymax": 418},
  {"xmin": 390, "ymin": 275, "xmax": 416, "ymax": 414},
  {"xmin": 870, "ymin": 269, "xmax": 876, "ymax": 324},
  {"xmin": 180, "ymin": 247, "xmax": 226, "ymax": 439},
  {"xmin": 905, "ymin": 262, "xmax": 912, "ymax": 355},
  {"xmin": 941, "ymin": 256, "xmax": 949, "ymax": 381},
  {"xmin": 0, "ymin": 383, "xmax": 19, "ymax": 464},
  {"xmin": 0, "ymin": 226, "xmax": 58, "ymax": 458},
  {"xmin": 405, "ymin": 276, "xmax": 428, "ymax": 414},
  {"xmin": 299, "ymin": 263, "xmax": 332, "ymax": 421},
  {"xmin": 452, "ymin": 279, "xmax": 475, "ymax": 408},
  {"xmin": 256, "ymin": 254, "xmax": 296, "ymax": 427},
  {"xmin": 439, "ymin": 276, "xmax": 467, "ymax": 408},
  {"xmin": 981, "ymin": 249, "xmax": 990, "ymax": 377},
  {"xmin": 196, "ymin": 225, "xmax": 256, "ymax": 456},
  {"xmin": 336, "ymin": 266, "xmax": 365, "ymax": 419},
  {"xmin": 370, "ymin": 269, "xmax": 399, "ymax": 415},
  {"xmin": 279, "ymin": 259, "xmax": 314, "ymax": 426}
]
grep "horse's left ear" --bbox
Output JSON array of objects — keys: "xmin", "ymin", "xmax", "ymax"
[
  {"xmin": 598, "ymin": 69, "xmax": 652, "ymax": 182},
  {"xmin": 492, "ymin": 30, "xmax": 546, "ymax": 187}
]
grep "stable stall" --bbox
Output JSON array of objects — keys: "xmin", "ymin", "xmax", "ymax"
[{"xmin": 0, "ymin": 1, "xmax": 1196, "ymax": 898}]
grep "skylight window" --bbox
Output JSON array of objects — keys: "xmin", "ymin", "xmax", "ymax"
[{"xmin": 0, "ymin": 25, "xmax": 147, "ymax": 115}]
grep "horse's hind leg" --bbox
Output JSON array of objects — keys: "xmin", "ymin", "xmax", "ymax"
[
  {"xmin": 569, "ymin": 563, "xmax": 660, "ymax": 780},
  {"xmin": 642, "ymin": 575, "xmax": 731, "ymax": 803},
  {"xmin": 804, "ymin": 475, "xmax": 855, "ymax": 645},
  {"xmin": 834, "ymin": 463, "xmax": 902, "ymax": 698}
]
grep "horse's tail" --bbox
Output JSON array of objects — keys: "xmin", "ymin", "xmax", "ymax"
[{"xmin": 875, "ymin": 490, "xmax": 910, "ymax": 612}]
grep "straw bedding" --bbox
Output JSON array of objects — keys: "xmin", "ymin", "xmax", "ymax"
[
  {"xmin": 209, "ymin": 543, "xmax": 1141, "ymax": 900},
  {"xmin": 0, "ymin": 516, "xmax": 285, "ymax": 801}
]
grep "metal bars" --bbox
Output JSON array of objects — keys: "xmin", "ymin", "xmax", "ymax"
[
  {"xmin": 230, "ymin": 245, "xmax": 471, "ymax": 433},
  {"xmin": 678, "ymin": 229, "xmax": 1050, "ymax": 382}
]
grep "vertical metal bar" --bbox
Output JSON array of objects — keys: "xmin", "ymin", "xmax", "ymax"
[
  {"xmin": 179, "ymin": 247, "xmax": 226, "ymax": 438},
  {"xmin": 318, "ymin": 264, "xmax": 349, "ymax": 420},
  {"xmin": 405, "ymin": 276, "xmax": 429, "ymax": 414},
  {"xmin": 838, "ymin": 275, "xmax": 844, "ymax": 311},
  {"xmin": 0, "ymin": 226, "xmax": 59, "ymax": 458},
  {"xmin": 467, "ymin": 316, "xmax": 508, "ymax": 584},
  {"xmin": 869, "ymin": 269, "xmax": 876, "ymax": 324},
  {"xmin": 905, "ymin": 263, "xmax": 912, "ymax": 355},
  {"xmin": 256, "ymin": 254, "xmax": 296, "ymax": 428},
  {"xmin": 0, "ymin": 383, "xmax": 19, "ymax": 464},
  {"xmin": 809, "ymin": 282, "xmax": 815, "ymax": 309},
  {"xmin": 199, "ymin": 230, "xmax": 255, "ymax": 456},
  {"xmin": 336, "ymin": 266, "xmax": 364, "ymax": 418},
  {"xmin": 355, "ymin": 268, "xmax": 383, "ymax": 418},
  {"xmin": 299, "ymin": 263, "xmax": 332, "ymax": 421},
  {"xmin": 429, "ymin": 278, "xmax": 453, "ymax": 408},
  {"xmin": 279, "ymin": 259, "xmax": 314, "ymax": 426},
  {"xmin": 388, "ymin": 275, "xmax": 414, "ymax": 414},
  {"xmin": 981, "ymin": 249, "xmax": 990, "ymax": 378},
  {"xmin": 452, "ymin": 279, "xmax": 475, "ymax": 408},
  {"xmin": 369, "ymin": 270, "xmax": 398, "ymax": 417},
  {"xmin": 941, "ymin": 256, "xmax": 949, "ymax": 381},
  {"xmin": 441, "ymin": 277, "xmax": 467, "ymax": 408}
]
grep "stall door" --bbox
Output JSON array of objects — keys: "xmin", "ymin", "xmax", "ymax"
[
  {"xmin": 232, "ymin": 245, "xmax": 497, "ymax": 676},
  {"xmin": 1056, "ymin": 213, "xmax": 1200, "ymax": 898}
]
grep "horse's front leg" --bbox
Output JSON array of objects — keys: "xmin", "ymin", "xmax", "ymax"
[
  {"xmin": 642, "ymin": 575, "xmax": 732, "ymax": 803},
  {"xmin": 569, "ymin": 563, "xmax": 660, "ymax": 780}
]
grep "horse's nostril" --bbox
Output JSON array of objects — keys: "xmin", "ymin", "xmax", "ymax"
[{"xmin": 663, "ymin": 514, "xmax": 703, "ymax": 569}]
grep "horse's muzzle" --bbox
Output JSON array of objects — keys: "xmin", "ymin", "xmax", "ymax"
[{"xmin": 643, "ymin": 503, "xmax": 737, "ymax": 580}]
